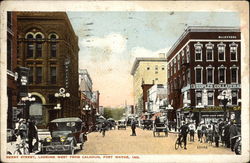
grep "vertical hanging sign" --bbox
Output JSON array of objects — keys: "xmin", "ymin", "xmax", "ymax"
[{"xmin": 64, "ymin": 58, "xmax": 70, "ymax": 89}]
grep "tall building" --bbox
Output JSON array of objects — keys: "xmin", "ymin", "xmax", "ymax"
[
  {"xmin": 7, "ymin": 12, "xmax": 18, "ymax": 129},
  {"xmin": 147, "ymin": 84, "xmax": 167, "ymax": 112},
  {"xmin": 131, "ymin": 57, "xmax": 167, "ymax": 114},
  {"xmin": 166, "ymin": 26, "xmax": 241, "ymax": 126},
  {"xmin": 16, "ymin": 12, "xmax": 80, "ymax": 127}
]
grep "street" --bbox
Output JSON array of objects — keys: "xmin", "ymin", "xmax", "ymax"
[{"xmin": 77, "ymin": 128, "xmax": 234, "ymax": 155}]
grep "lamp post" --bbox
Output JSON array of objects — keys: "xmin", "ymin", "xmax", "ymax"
[
  {"xmin": 54, "ymin": 88, "xmax": 70, "ymax": 118},
  {"xmin": 217, "ymin": 89, "xmax": 232, "ymax": 121},
  {"xmin": 21, "ymin": 93, "xmax": 35, "ymax": 121},
  {"xmin": 83, "ymin": 104, "xmax": 91, "ymax": 131}
]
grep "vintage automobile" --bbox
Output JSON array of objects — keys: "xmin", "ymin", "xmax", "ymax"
[
  {"xmin": 117, "ymin": 120, "xmax": 126, "ymax": 130},
  {"xmin": 40, "ymin": 117, "xmax": 87, "ymax": 154}
]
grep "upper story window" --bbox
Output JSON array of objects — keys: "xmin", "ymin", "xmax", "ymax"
[
  {"xmin": 147, "ymin": 66, "xmax": 150, "ymax": 70},
  {"xmin": 206, "ymin": 66, "xmax": 214, "ymax": 84},
  {"xmin": 49, "ymin": 33, "xmax": 59, "ymax": 58},
  {"xmin": 218, "ymin": 65, "xmax": 226, "ymax": 83},
  {"xmin": 161, "ymin": 65, "xmax": 165, "ymax": 70},
  {"xmin": 177, "ymin": 54, "xmax": 180, "ymax": 70},
  {"xmin": 207, "ymin": 91, "xmax": 214, "ymax": 106},
  {"xmin": 195, "ymin": 91, "xmax": 202, "ymax": 106},
  {"xmin": 217, "ymin": 42, "xmax": 226, "ymax": 61},
  {"xmin": 230, "ymin": 65, "xmax": 238, "ymax": 83},
  {"xmin": 206, "ymin": 42, "xmax": 214, "ymax": 61},
  {"xmin": 50, "ymin": 67, "xmax": 57, "ymax": 84},
  {"xmin": 230, "ymin": 42, "xmax": 238, "ymax": 61},
  {"xmin": 155, "ymin": 65, "xmax": 158, "ymax": 70},
  {"xmin": 231, "ymin": 91, "xmax": 238, "ymax": 105},
  {"xmin": 35, "ymin": 67, "xmax": 42, "ymax": 84},
  {"xmin": 181, "ymin": 50, "xmax": 185, "ymax": 64},
  {"xmin": 195, "ymin": 65, "xmax": 203, "ymax": 84},
  {"xmin": 25, "ymin": 32, "xmax": 44, "ymax": 58},
  {"xmin": 187, "ymin": 69, "xmax": 190, "ymax": 84},
  {"xmin": 194, "ymin": 42, "xmax": 203, "ymax": 61},
  {"xmin": 173, "ymin": 59, "xmax": 176, "ymax": 74},
  {"xmin": 186, "ymin": 45, "xmax": 190, "ymax": 63},
  {"xmin": 28, "ymin": 67, "xmax": 33, "ymax": 84}
]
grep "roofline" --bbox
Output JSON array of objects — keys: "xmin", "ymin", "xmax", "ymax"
[
  {"xmin": 130, "ymin": 57, "xmax": 167, "ymax": 75},
  {"xmin": 166, "ymin": 26, "xmax": 240, "ymax": 58}
]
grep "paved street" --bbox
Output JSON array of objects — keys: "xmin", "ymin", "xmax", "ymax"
[{"xmin": 77, "ymin": 128, "xmax": 234, "ymax": 155}]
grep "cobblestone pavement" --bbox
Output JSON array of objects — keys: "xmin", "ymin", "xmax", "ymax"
[{"xmin": 77, "ymin": 128, "xmax": 234, "ymax": 155}]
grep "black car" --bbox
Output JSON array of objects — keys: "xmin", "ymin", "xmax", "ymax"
[{"xmin": 40, "ymin": 117, "xmax": 87, "ymax": 154}]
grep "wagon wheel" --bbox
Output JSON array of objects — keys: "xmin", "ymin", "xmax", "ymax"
[
  {"xmin": 175, "ymin": 139, "xmax": 179, "ymax": 150},
  {"xmin": 70, "ymin": 141, "xmax": 75, "ymax": 155}
]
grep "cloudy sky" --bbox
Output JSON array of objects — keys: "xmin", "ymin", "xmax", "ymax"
[{"xmin": 67, "ymin": 11, "xmax": 240, "ymax": 108}]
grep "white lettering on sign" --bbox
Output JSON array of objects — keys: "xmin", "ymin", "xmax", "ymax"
[
  {"xmin": 190, "ymin": 84, "xmax": 241, "ymax": 89},
  {"xmin": 218, "ymin": 36, "xmax": 237, "ymax": 39}
]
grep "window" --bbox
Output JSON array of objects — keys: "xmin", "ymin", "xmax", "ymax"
[
  {"xmin": 36, "ymin": 43, "xmax": 42, "ymax": 58},
  {"xmin": 155, "ymin": 71, "xmax": 158, "ymax": 74},
  {"xmin": 186, "ymin": 46, "xmax": 190, "ymax": 63},
  {"xmin": 147, "ymin": 66, "xmax": 150, "ymax": 70},
  {"xmin": 196, "ymin": 91, "xmax": 202, "ymax": 105},
  {"xmin": 187, "ymin": 69, "xmax": 190, "ymax": 84},
  {"xmin": 218, "ymin": 67, "xmax": 226, "ymax": 83},
  {"xmin": 206, "ymin": 43, "xmax": 214, "ymax": 61},
  {"xmin": 207, "ymin": 68, "xmax": 214, "ymax": 83},
  {"xmin": 36, "ymin": 67, "xmax": 42, "ymax": 84},
  {"xmin": 230, "ymin": 43, "xmax": 238, "ymax": 61},
  {"xmin": 207, "ymin": 91, "xmax": 214, "ymax": 106},
  {"xmin": 231, "ymin": 68, "xmax": 238, "ymax": 83},
  {"xmin": 155, "ymin": 65, "xmax": 158, "ymax": 70},
  {"xmin": 7, "ymin": 37, "xmax": 12, "ymax": 70},
  {"xmin": 28, "ymin": 67, "xmax": 33, "ymax": 84},
  {"xmin": 162, "ymin": 65, "xmax": 165, "ymax": 70},
  {"xmin": 51, "ymin": 43, "xmax": 57, "ymax": 58},
  {"xmin": 182, "ymin": 74, "xmax": 186, "ymax": 86},
  {"xmin": 195, "ymin": 67, "xmax": 202, "ymax": 83},
  {"xmin": 50, "ymin": 67, "xmax": 56, "ymax": 84},
  {"xmin": 7, "ymin": 12, "xmax": 12, "ymax": 30},
  {"xmin": 27, "ymin": 42, "xmax": 34, "ymax": 58},
  {"xmin": 155, "ymin": 78, "xmax": 158, "ymax": 81},
  {"xmin": 194, "ymin": 42, "xmax": 203, "ymax": 61},
  {"xmin": 218, "ymin": 43, "xmax": 226, "ymax": 61},
  {"xmin": 232, "ymin": 91, "xmax": 238, "ymax": 105}
]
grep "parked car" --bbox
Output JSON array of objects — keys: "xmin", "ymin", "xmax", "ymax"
[
  {"xmin": 40, "ymin": 117, "xmax": 87, "ymax": 154},
  {"xmin": 117, "ymin": 120, "xmax": 126, "ymax": 130},
  {"xmin": 107, "ymin": 118, "xmax": 116, "ymax": 130}
]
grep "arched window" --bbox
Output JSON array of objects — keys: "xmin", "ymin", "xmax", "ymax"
[
  {"xmin": 35, "ymin": 34, "xmax": 43, "ymax": 58},
  {"xmin": 49, "ymin": 33, "xmax": 58, "ymax": 58}
]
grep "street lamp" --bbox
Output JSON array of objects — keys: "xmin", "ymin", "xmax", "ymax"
[
  {"xmin": 217, "ymin": 89, "xmax": 232, "ymax": 121},
  {"xmin": 83, "ymin": 104, "xmax": 91, "ymax": 131},
  {"xmin": 54, "ymin": 88, "xmax": 70, "ymax": 118},
  {"xmin": 21, "ymin": 93, "xmax": 36, "ymax": 120}
]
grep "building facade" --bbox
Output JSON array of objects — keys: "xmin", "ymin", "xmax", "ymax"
[
  {"xmin": 7, "ymin": 12, "xmax": 18, "ymax": 129},
  {"xmin": 166, "ymin": 26, "xmax": 241, "ymax": 126},
  {"xmin": 16, "ymin": 12, "xmax": 80, "ymax": 128},
  {"xmin": 131, "ymin": 57, "xmax": 167, "ymax": 114},
  {"xmin": 147, "ymin": 84, "xmax": 167, "ymax": 113}
]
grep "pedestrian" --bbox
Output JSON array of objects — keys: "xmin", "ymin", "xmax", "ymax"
[
  {"xmin": 213, "ymin": 123, "xmax": 220, "ymax": 147},
  {"xmin": 197, "ymin": 123, "xmax": 202, "ymax": 142},
  {"xmin": 179, "ymin": 122, "xmax": 189, "ymax": 150},
  {"xmin": 17, "ymin": 118, "xmax": 28, "ymax": 140},
  {"xmin": 131, "ymin": 119, "xmax": 137, "ymax": 136},
  {"xmin": 101, "ymin": 121, "xmax": 107, "ymax": 137},
  {"xmin": 188, "ymin": 122, "xmax": 195, "ymax": 142},
  {"xmin": 27, "ymin": 120, "xmax": 38, "ymax": 153},
  {"xmin": 201, "ymin": 123, "xmax": 207, "ymax": 143},
  {"xmin": 229, "ymin": 120, "xmax": 238, "ymax": 152},
  {"xmin": 224, "ymin": 121, "xmax": 231, "ymax": 148}
]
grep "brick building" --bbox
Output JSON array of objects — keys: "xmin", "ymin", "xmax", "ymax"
[
  {"xmin": 16, "ymin": 12, "xmax": 80, "ymax": 127},
  {"xmin": 7, "ymin": 12, "xmax": 18, "ymax": 129},
  {"xmin": 166, "ymin": 26, "xmax": 241, "ymax": 126}
]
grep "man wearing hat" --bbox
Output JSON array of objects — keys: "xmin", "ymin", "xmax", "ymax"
[{"xmin": 229, "ymin": 120, "xmax": 238, "ymax": 151}]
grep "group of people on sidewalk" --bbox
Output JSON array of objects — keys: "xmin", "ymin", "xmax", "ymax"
[
  {"xmin": 178, "ymin": 119, "xmax": 240, "ymax": 152},
  {"xmin": 14, "ymin": 118, "xmax": 39, "ymax": 153}
]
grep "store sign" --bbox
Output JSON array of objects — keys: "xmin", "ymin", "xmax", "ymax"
[
  {"xmin": 190, "ymin": 84, "xmax": 241, "ymax": 89},
  {"xmin": 64, "ymin": 59, "xmax": 70, "ymax": 89}
]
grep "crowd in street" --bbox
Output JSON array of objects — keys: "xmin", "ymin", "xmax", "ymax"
[
  {"xmin": 178, "ymin": 119, "xmax": 241, "ymax": 153},
  {"xmin": 11, "ymin": 118, "xmax": 39, "ymax": 154}
]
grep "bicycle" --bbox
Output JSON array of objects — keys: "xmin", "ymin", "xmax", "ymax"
[
  {"xmin": 13, "ymin": 138, "xmax": 29, "ymax": 155},
  {"xmin": 175, "ymin": 133, "xmax": 184, "ymax": 150}
]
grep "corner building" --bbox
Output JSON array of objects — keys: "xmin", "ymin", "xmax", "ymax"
[
  {"xmin": 166, "ymin": 26, "xmax": 241, "ymax": 126},
  {"xmin": 16, "ymin": 12, "xmax": 79, "ymax": 128}
]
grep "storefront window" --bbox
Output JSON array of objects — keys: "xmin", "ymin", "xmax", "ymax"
[{"xmin": 232, "ymin": 91, "xmax": 238, "ymax": 105}]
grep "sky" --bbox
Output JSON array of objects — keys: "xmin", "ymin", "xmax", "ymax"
[{"xmin": 67, "ymin": 11, "xmax": 240, "ymax": 108}]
